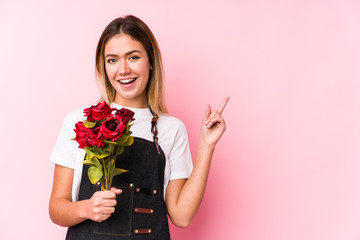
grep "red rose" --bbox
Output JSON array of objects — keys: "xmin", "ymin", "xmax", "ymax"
[
  {"xmin": 74, "ymin": 122, "xmax": 91, "ymax": 148},
  {"xmin": 115, "ymin": 108, "xmax": 135, "ymax": 124},
  {"xmin": 100, "ymin": 115, "xmax": 125, "ymax": 141},
  {"xmin": 86, "ymin": 127, "xmax": 105, "ymax": 148},
  {"xmin": 74, "ymin": 122, "xmax": 105, "ymax": 148},
  {"xmin": 84, "ymin": 102, "xmax": 114, "ymax": 121}
]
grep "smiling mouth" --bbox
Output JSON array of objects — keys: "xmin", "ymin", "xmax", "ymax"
[{"xmin": 118, "ymin": 78, "xmax": 137, "ymax": 85}]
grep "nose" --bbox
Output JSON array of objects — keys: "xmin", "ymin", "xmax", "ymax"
[{"xmin": 118, "ymin": 59, "xmax": 131, "ymax": 75}]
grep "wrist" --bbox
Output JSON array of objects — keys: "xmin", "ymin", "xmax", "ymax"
[
  {"xmin": 199, "ymin": 138, "xmax": 216, "ymax": 152},
  {"xmin": 77, "ymin": 199, "xmax": 89, "ymax": 220}
]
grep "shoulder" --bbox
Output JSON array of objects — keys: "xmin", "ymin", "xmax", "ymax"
[
  {"xmin": 157, "ymin": 114, "xmax": 189, "ymax": 145},
  {"xmin": 158, "ymin": 114, "xmax": 187, "ymax": 132}
]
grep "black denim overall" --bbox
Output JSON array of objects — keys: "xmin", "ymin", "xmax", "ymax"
[{"xmin": 65, "ymin": 135, "xmax": 171, "ymax": 240}]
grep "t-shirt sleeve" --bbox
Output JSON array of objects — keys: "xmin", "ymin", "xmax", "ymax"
[
  {"xmin": 168, "ymin": 121, "xmax": 193, "ymax": 180},
  {"xmin": 50, "ymin": 112, "xmax": 81, "ymax": 169}
]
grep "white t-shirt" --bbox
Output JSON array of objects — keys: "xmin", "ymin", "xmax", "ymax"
[{"xmin": 50, "ymin": 103, "xmax": 193, "ymax": 202}]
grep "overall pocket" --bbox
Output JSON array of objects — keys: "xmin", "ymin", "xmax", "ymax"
[{"xmin": 93, "ymin": 183, "xmax": 134, "ymax": 236}]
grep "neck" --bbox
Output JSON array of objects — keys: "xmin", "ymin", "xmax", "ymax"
[{"xmin": 113, "ymin": 95, "xmax": 148, "ymax": 109}]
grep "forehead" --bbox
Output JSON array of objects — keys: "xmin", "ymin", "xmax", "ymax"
[{"xmin": 104, "ymin": 34, "xmax": 145, "ymax": 54}]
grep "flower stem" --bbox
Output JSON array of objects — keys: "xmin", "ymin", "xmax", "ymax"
[
  {"xmin": 109, "ymin": 144, "xmax": 118, "ymax": 189},
  {"xmin": 100, "ymin": 158, "xmax": 107, "ymax": 191},
  {"xmin": 107, "ymin": 156, "xmax": 111, "ymax": 190}
]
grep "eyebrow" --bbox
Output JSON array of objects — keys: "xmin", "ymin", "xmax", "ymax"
[{"xmin": 105, "ymin": 50, "xmax": 142, "ymax": 58}]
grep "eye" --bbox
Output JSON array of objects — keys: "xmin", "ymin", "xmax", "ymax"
[
  {"xmin": 107, "ymin": 58, "xmax": 116, "ymax": 63},
  {"xmin": 129, "ymin": 56, "xmax": 140, "ymax": 61}
]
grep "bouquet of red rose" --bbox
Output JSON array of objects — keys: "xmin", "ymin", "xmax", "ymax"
[{"xmin": 73, "ymin": 102, "xmax": 134, "ymax": 190}]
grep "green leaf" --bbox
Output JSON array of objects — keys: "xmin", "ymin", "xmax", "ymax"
[
  {"xmin": 113, "ymin": 168, "xmax": 128, "ymax": 176},
  {"xmin": 125, "ymin": 136, "xmax": 134, "ymax": 146},
  {"xmin": 103, "ymin": 144, "xmax": 113, "ymax": 152},
  {"xmin": 125, "ymin": 123, "xmax": 133, "ymax": 134},
  {"xmin": 97, "ymin": 145, "xmax": 114, "ymax": 159},
  {"xmin": 104, "ymin": 140, "xmax": 117, "ymax": 145},
  {"xmin": 84, "ymin": 148, "xmax": 95, "ymax": 160},
  {"xmin": 125, "ymin": 126, "xmax": 130, "ymax": 134},
  {"xmin": 95, "ymin": 148, "xmax": 102, "ymax": 156},
  {"xmin": 82, "ymin": 159, "xmax": 96, "ymax": 166},
  {"xmin": 117, "ymin": 135, "xmax": 129, "ymax": 145},
  {"xmin": 97, "ymin": 144, "xmax": 112, "ymax": 159},
  {"xmin": 83, "ymin": 120, "xmax": 96, "ymax": 128},
  {"xmin": 86, "ymin": 157, "xmax": 103, "ymax": 184},
  {"xmin": 116, "ymin": 147, "xmax": 124, "ymax": 155},
  {"xmin": 98, "ymin": 151, "xmax": 110, "ymax": 159},
  {"xmin": 85, "ymin": 147, "xmax": 101, "ymax": 159},
  {"xmin": 88, "ymin": 165, "xmax": 103, "ymax": 184}
]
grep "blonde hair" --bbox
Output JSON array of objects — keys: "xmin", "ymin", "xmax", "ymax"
[{"xmin": 95, "ymin": 15, "xmax": 168, "ymax": 115}]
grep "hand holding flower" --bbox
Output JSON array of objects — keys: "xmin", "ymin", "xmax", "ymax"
[{"xmin": 83, "ymin": 187, "xmax": 122, "ymax": 223}]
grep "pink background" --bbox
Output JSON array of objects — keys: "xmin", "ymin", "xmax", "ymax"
[{"xmin": 1, "ymin": 0, "xmax": 360, "ymax": 239}]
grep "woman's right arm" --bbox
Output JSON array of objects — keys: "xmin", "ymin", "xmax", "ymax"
[{"xmin": 49, "ymin": 164, "xmax": 121, "ymax": 227}]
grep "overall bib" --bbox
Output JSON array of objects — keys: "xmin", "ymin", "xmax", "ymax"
[{"xmin": 66, "ymin": 114, "xmax": 171, "ymax": 240}]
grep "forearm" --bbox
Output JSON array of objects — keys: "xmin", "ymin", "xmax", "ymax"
[
  {"xmin": 167, "ymin": 97, "xmax": 229, "ymax": 227},
  {"xmin": 49, "ymin": 197, "xmax": 88, "ymax": 227},
  {"xmin": 167, "ymin": 140, "xmax": 215, "ymax": 227}
]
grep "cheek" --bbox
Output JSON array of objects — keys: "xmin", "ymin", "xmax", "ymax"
[
  {"xmin": 137, "ymin": 63, "xmax": 150, "ymax": 79},
  {"xmin": 105, "ymin": 65, "xmax": 116, "ymax": 79}
]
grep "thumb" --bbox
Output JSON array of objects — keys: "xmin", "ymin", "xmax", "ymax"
[{"xmin": 110, "ymin": 187, "xmax": 122, "ymax": 195}]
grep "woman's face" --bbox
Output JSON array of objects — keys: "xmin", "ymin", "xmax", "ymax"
[{"xmin": 104, "ymin": 34, "xmax": 151, "ymax": 108}]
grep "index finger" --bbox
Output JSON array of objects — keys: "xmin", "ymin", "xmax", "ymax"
[{"xmin": 217, "ymin": 96, "xmax": 230, "ymax": 114}]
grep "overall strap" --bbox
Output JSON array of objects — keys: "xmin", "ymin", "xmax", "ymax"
[{"xmin": 149, "ymin": 108, "xmax": 161, "ymax": 155}]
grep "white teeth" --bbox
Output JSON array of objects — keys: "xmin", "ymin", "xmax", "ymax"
[{"xmin": 119, "ymin": 78, "xmax": 135, "ymax": 84}]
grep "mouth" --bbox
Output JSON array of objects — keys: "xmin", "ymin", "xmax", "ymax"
[{"xmin": 118, "ymin": 77, "xmax": 137, "ymax": 85}]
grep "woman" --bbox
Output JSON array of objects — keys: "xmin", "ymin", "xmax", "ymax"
[{"xmin": 49, "ymin": 15, "xmax": 229, "ymax": 239}]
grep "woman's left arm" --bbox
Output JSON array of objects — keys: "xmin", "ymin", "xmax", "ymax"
[{"xmin": 165, "ymin": 97, "xmax": 230, "ymax": 227}]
